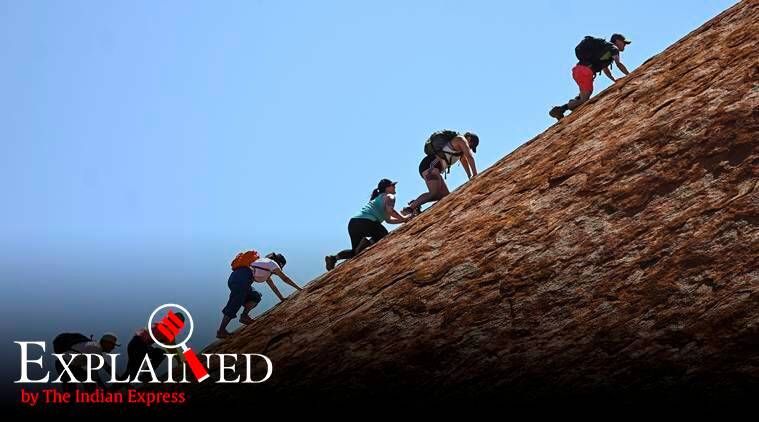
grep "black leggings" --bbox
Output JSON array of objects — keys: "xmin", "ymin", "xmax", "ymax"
[{"xmin": 337, "ymin": 218, "xmax": 388, "ymax": 259}]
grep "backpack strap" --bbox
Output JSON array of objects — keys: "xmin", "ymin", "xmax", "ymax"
[{"xmin": 440, "ymin": 143, "xmax": 464, "ymax": 168}]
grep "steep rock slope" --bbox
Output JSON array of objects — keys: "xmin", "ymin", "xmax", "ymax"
[{"xmin": 202, "ymin": 0, "xmax": 757, "ymax": 402}]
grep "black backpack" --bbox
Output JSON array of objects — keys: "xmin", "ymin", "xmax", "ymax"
[
  {"xmin": 575, "ymin": 36, "xmax": 613, "ymax": 72},
  {"xmin": 53, "ymin": 333, "xmax": 91, "ymax": 354},
  {"xmin": 424, "ymin": 130, "xmax": 460, "ymax": 159}
]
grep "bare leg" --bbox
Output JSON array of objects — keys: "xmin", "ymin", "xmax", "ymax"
[
  {"xmin": 217, "ymin": 316, "xmax": 233, "ymax": 338},
  {"xmin": 551, "ymin": 90, "xmax": 592, "ymax": 120},
  {"xmin": 408, "ymin": 168, "xmax": 448, "ymax": 210},
  {"xmin": 242, "ymin": 301, "xmax": 256, "ymax": 316},
  {"xmin": 567, "ymin": 90, "xmax": 592, "ymax": 110},
  {"xmin": 438, "ymin": 175, "xmax": 450, "ymax": 196}
]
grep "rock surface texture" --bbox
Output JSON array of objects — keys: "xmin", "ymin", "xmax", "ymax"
[{"xmin": 201, "ymin": 0, "xmax": 758, "ymax": 404}]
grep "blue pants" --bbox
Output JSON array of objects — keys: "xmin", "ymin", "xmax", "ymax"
[{"xmin": 222, "ymin": 267, "xmax": 262, "ymax": 318}]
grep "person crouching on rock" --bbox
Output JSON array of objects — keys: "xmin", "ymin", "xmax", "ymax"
[
  {"xmin": 217, "ymin": 251, "xmax": 302, "ymax": 339},
  {"xmin": 403, "ymin": 130, "xmax": 478, "ymax": 216},
  {"xmin": 549, "ymin": 33, "xmax": 631, "ymax": 121},
  {"xmin": 53, "ymin": 332, "xmax": 119, "ymax": 392},
  {"xmin": 325, "ymin": 179, "xmax": 410, "ymax": 271}
]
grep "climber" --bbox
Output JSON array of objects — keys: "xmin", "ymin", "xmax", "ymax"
[
  {"xmin": 53, "ymin": 332, "xmax": 119, "ymax": 391},
  {"xmin": 325, "ymin": 179, "xmax": 410, "ymax": 271},
  {"xmin": 217, "ymin": 251, "xmax": 302, "ymax": 338},
  {"xmin": 403, "ymin": 130, "xmax": 478, "ymax": 216},
  {"xmin": 121, "ymin": 321, "xmax": 179, "ymax": 383},
  {"xmin": 549, "ymin": 34, "xmax": 632, "ymax": 121}
]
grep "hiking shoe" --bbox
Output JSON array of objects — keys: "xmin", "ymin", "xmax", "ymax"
[
  {"xmin": 216, "ymin": 329, "xmax": 231, "ymax": 339},
  {"xmin": 402, "ymin": 205, "xmax": 421, "ymax": 217},
  {"xmin": 325, "ymin": 255, "xmax": 337, "ymax": 271},
  {"xmin": 239, "ymin": 315, "xmax": 254, "ymax": 325},
  {"xmin": 549, "ymin": 106, "xmax": 565, "ymax": 120}
]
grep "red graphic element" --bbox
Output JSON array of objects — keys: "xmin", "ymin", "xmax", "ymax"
[
  {"xmin": 156, "ymin": 310, "xmax": 184, "ymax": 342},
  {"xmin": 154, "ymin": 310, "xmax": 210, "ymax": 382}
]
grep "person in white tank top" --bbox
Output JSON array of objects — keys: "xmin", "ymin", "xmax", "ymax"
[
  {"xmin": 440, "ymin": 142, "xmax": 462, "ymax": 169},
  {"xmin": 405, "ymin": 131, "xmax": 479, "ymax": 216}
]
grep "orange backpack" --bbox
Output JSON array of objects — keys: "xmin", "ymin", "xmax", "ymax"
[{"xmin": 231, "ymin": 250, "xmax": 260, "ymax": 270}]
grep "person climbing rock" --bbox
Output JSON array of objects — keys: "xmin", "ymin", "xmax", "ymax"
[
  {"xmin": 403, "ymin": 130, "xmax": 478, "ymax": 215},
  {"xmin": 121, "ymin": 323, "xmax": 175, "ymax": 382},
  {"xmin": 325, "ymin": 179, "xmax": 410, "ymax": 271},
  {"xmin": 217, "ymin": 251, "xmax": 301, "ymax": 338},
  {"xmin": 53, "ymin": 332, "xmax": 119, "ymax": 391},
  {"xmin": 550, "ymin": 34, "xmax": 632, "ymax": 121}
]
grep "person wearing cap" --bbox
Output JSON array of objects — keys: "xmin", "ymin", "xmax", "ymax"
[
  {"xmin": 550, "ymin": 34, "xmax": 632, "ymax": 121},
  {"xmin": 325, "ymin": 179, "xmax": 410, "ymax": 271},
  {"xmin": 59, "ymin": 333, "xmax": 119, "ymax": 391},
  {"xmin": 404, "ymin": 130, "xmax": 479, "ymax": 216},
  {"xmin": 217, "ymin": 252, "xmax": 302, "ymax": 338}
]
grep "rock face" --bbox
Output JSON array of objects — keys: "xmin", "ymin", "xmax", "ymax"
[{"xmin": 202, "ymin": 1, "xmax": 757, "ymax": 404}]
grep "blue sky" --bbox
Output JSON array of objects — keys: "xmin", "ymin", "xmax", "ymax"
[{"xmin": 0, "ymin": 0, "xmax": 737, "ymax": 386}]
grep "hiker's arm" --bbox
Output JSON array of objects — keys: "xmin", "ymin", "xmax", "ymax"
[
  {"xmin": 94, "ymin": 355, "xmax": 115, "ymax": 388},
  {"xmin": 386, "ymin": 212, "xmax": 406, "ymax": 224},
  {"xmin": 389, "ymin": 207, "xmax": 407, "ymax": 221},
  {"xmin": 463, "ymin": 150, "xmax": 477, "ymax": 178},
  {"xmin": 614, "ymin": 55, "xmax": 630, "ymax": 76},
  {"xmin": 454, "ymin": 137, "xmax": 477, "ymax": 178},
  {"xmin": 460, "ymin": 153, "xmax": 472, "ymax": 179},
  {"xmin": 266, "ymin": 278, "xmax": 286, "ymax": 301},
  {"xmin": 102, "ymin": 361, "xmax": 112, "ymax": 381},
  {"xmin": 272, "ymin": 268, "xmax": 302, "ymax": 291},
  {"xmin": 90, "ymin": 359, "xmax": 107, "ymax": 388},
  {"xmin": 94, "ymin": 371, "xmax": 107, "ymax": 388},
  {"xmin": 383, "ymin": 194, "xmax": 408, "ymax": 224},
  {"xmin": 603, "ymin": 66, "xmax": 616, "ymax": 82}
]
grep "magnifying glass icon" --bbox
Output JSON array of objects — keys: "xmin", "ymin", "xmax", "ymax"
[{"xmin": 148, "ymin": 303, "xmax": 210, "ymax": 383}]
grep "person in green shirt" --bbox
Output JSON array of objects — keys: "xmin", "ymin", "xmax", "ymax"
[{"xmin": 325, "ymin": 179, "xmax": 410, "ymax": 270}]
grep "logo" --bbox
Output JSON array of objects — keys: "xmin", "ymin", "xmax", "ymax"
[
  {"xmin": 147, "ymin": 303, "xmax": 209, "ymax": 382},
  {"xmin": 14, "ymin": 304, "xmax": 273, "ymax": 407}
]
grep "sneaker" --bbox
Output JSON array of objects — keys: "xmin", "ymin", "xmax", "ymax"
[
  {"xmin": 325, "ymin": 255, "xmax": 337, "ymax": 271},
  {"xmin": 402, "ymin": 205, "xmax": 421, "ymax": 217},
  {"xmin": 549, "ymin": 106, "xmax": 565, "ymax": 120},
  {"xmin": 239, "ymin": 315, "xmax": 254, "ymax": 325},
  {"xmin": 216, "ymin": 329, "xmax": 231, "ymax": 339}
]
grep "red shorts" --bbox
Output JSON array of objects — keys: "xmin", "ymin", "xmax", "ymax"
[{"xmin": 572, "ymin": 64, "xmax": 594, "ymax": 93}]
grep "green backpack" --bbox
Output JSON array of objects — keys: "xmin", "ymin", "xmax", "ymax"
[{"xmin": 424, "ymin": 130, "xmax": 460, "ymax": 159}]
